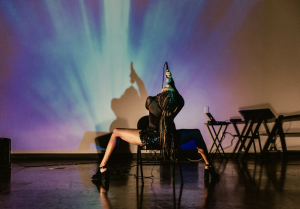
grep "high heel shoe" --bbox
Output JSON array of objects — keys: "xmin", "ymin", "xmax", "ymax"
[
  {"xmin": 204, "ymin": 164, "xmax": 219, "ymax": 181},
  {"xmin": 91, "ymin": 165, "xmax": 109, "ymax": 181}
]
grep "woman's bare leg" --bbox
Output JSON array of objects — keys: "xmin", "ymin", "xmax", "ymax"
[
  {"xmin": 177, "ymin": 129, "xmax": 211, "ymax": 166},
  {"xmin": 99, "ymin": 128, "xmax": 143, "ymax": 172}
]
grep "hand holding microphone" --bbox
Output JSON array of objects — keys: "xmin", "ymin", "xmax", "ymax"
[
  {"xmin": 166, "ymin": 69, "xmax": 172, "ymax": 84},
  {"xmin": 165, "ymin": 62, "xmax": 172, "ymax": 84}
]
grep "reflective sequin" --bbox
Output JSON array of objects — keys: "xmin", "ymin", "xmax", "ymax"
[{"xmin": 139, "ymin": 127, "xmax": 161, "ymax": 150}]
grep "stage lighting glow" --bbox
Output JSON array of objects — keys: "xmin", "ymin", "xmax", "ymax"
[{"xmin": 0, "ymin": 0, "xmax": 261, "ymax": 152}]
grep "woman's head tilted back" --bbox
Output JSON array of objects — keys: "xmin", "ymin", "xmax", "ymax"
[{"xmin": 161, "ymin": 84, "xmax": 174, "ymax": 93}]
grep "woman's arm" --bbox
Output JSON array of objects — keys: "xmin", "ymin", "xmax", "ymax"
[
  {"xmin": 165, "ymin": 69, "xmax": 179, "ymax": 93},
  {"xmin": 172, "ymin": 94, "xmax": 184, "ymax": 118},
  {"xmin": 165, "ymin": 70, "xmax": 184, "ymax": 118},
  {"xmin": 168, "ymin": 78, "xmax": 179, "ymax": 94}
]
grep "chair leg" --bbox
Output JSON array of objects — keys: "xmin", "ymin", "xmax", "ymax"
[
  {"xmin": 136, "ymin": 146, "xmax": 139, "ymax": 183},
  {"xmin": 177, "ymin": 149, "xmax": 183, "ymax": 184},
  {"xmin": 178, "ymin": 159, "xmax": 183, "ymax": 184},
  {"xmin": 139, "ymin": 147, "xmax": 144, "ymax": 185},
  {"xmin": 137, "ymin": 146, "xmax": 183, "ymax": 185}
]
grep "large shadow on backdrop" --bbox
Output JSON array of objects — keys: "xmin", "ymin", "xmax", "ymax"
[
  {"xmin": 78, "ymin": 62, "xmax": 148, "ymax": 154},
  {"xmin": 109, "ymin": 62, "xmax": 148, "ymax": 132}
]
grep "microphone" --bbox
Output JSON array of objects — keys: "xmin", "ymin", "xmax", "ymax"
[{"xmin": 165, "ymin": 62, "xmax": 169, "ymax": 71}]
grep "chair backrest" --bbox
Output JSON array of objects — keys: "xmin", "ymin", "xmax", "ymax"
[
  {"xmin": 137, "ymin": 115, "xmax": 149, "ymax": 129},
  {"xmin": 137, "ymin": 115, "xmax": 177, "ymax": 130},
  {"xmin": 137, "ymin": 115, "xmax": 182, "ymax": 163},
  {"xmin": 137, "ymin": 115, "xmax": 159, "ymax": 151}
]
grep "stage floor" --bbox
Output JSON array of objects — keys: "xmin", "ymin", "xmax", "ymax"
[{"xmin": 1, "ymin": 156, "xmax": 300, "ymax": 209}]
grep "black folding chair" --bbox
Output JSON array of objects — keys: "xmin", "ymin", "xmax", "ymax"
[{"xmin": 136, "ymin": 116, "xmax": 183, "ymax": 184}]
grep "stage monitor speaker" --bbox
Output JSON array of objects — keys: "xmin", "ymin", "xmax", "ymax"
[{"xmin": 0, "ymin": 138, "xmax": 11, "ymax": 167}]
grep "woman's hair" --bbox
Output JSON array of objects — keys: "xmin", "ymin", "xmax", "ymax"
[{"xmin": 155, "ymin": 90, "xmax": 181, "ymax": 160}]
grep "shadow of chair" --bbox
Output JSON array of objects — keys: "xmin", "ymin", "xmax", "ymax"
[{"xmin": 135, "ymin": 115, "xmax": 183, "ymax": 185}]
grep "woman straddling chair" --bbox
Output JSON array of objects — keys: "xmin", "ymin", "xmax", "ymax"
[{"xmin": 91, "ymin": 65, "xmax": 219, "ymax": 182}]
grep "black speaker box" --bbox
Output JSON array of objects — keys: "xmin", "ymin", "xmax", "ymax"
[{"xmin": 0, "ymin": 138, "xmax": 11, "ymax": 167}]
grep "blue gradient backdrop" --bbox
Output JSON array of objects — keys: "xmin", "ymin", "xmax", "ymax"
[{"xmin": 0, "ymin": 0, "xmax": 260, "ymax": 152}]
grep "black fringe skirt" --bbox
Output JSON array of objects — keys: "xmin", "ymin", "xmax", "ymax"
[{"xmin": 139, "ymin": 127, "xmax": 161, "ymax": 150}]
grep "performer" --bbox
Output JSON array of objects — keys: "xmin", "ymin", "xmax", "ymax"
[{"xmin": 92, "ymin": 65, "xmax": 219, "ymax": 181}]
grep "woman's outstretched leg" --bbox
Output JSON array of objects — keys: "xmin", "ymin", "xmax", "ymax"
[
  {"xmin": 177, "ymin": 129, "xmax": 211, "ymax": 165},
  {"xmin": 177, "ymin": 129, "xmax": 219, "ymax": 179},
  {"xmin": 92, "ymin": 128, "xmax": 143, "ymax": 180},
  {"xmin": 99, "ymin": 128, "xmax": 143, "ymax": 172}
]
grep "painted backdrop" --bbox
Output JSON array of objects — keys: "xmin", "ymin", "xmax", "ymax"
[{"xmin": 1, "ymin": 0, "xmax": 300, "ymax": 153}]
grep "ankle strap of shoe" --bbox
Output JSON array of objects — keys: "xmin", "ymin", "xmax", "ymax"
[
  {"xmin": 205, "ymin": 164, "xmax": 212, "ymax": 167},
  {"xmin": 99, "ymin": 165, "xmax": 107, "ymax": 169}
]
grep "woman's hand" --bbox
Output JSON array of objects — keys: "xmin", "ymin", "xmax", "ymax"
[
  {"xmin": 165, "ymin": 69, "xmax": 172, "ymax": 79},
  {"xmin": 165, "ymin": 69, "xmax": 172, "ymax": 83}
]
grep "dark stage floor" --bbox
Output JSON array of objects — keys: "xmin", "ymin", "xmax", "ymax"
[{"xmin": 1, "ymin": 156, "xmax": 300, "ymax": 209}]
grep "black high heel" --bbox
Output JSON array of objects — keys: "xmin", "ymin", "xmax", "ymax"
[
  {"xmin": 91, "ymin": 165, "xmax": 109, "ymax": 181},
  {"xmin": 204, "ymin": 164, "xmax": 219, "ymax": 181}
]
